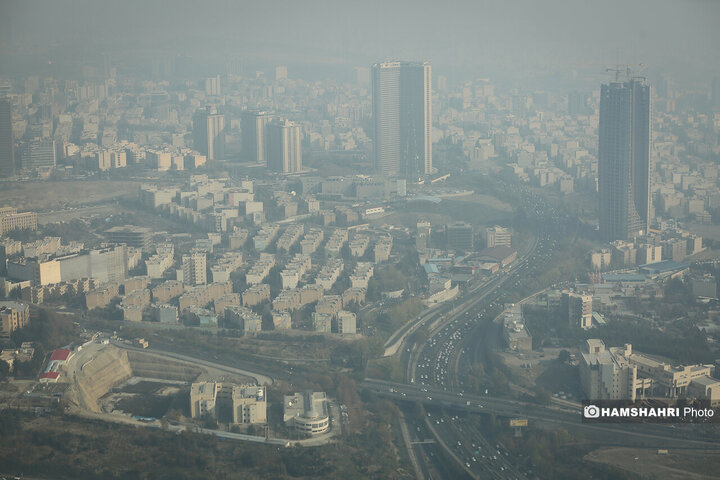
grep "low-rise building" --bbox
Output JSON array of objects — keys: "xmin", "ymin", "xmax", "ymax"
[
  {"xmin": 231, "ymin": 384, "xmax": 267, "ymax": 424},
  {"xmin": 242, "ymin": 283, "xmax": 271, "ymax": 307},
  {"xmin": 300, "ymin": 228, "xmax": 324, "ymax": 255},
  {"xmin": 0, "ymin": 342, "xmax": 34, "ymax": 371},
  {"xmin": 106, "ymin": 225, "xmax": 153, "ymax": 251},
  {"xmin": 253, "ymin": 223, "xmax": 280, "ymax": 251},
  {"xmin": 85, "ymin": 283, "xmax": 120, "ymax": 309},
  {"xmin": 276, "ymin": 224, "xmax": 304, "ymax": 252},
  {"xmin": 312, "ymin": 312, "xmax": 332, "ymax": 332},
  {"xmin": 214, "ymin": 293, "xmax": 241, "ymax": 314},
  {"xmin": 0, "ymin": 301, "xmax": 30, "ymax": 337},
  {"xmin": 299, "ymin": 284, "xmax": 324, "ymax": 306},
  {"xmin": 590, "ymin": 248, "xmax": 612, "ymax": 271},
  {"xmin": 154, "ymin": 304, "xmax": 178, "ymax": 324},
  {"xmin": 315, "ymin": 258, "xmax": 344, "ymax": 291},
  {"xmin": 580, "ymin": 340, "xmax": 647, "ymax": 402},
  {"xmin": 341, "ymin": 287, "xmax": 366, "ymax": 307},
  {"xmin": 272, "ymin": 310, "xmax": 292, "ymax": 330},
  {"xmin": 0, "ymin": 208, "xmax": 38, "ymax": 235},
  {"xmin": 336, "ymin": 310, "xmax": 357, "ymax": 335},
  {"xmin": 578, "ymin": 340, "xmax": 716, "ymax": 402},
  {"xmin": 691, "ymin": 275, "xmax": 717, "ymax": 299},
  {"xmin": 122, "ymin": 305, "xmax": 143, "ymax": 322},
  {"xmin": 446, "ymin": 222, "xmax": 474, "ymax": 251},
  {"xmin": 477, "ymin": 246, "xmax": 517, "ymax": 266},
  {"xmin": 688, "ymin": 376, "xmax": 720, "ymax": 405},
  {"xmin": 325, "ymin": 229, "xmax": 348, "ymax": 257},
  {"xmin": 315, "ymin": 295, "xmax": 342, "ymax": 317},
  {"xmin": 283, "ymin": 391, "xmax": 330, "ymax": 435},
  {"xmin": 349, "ymin": 262, "xmax": 374, "ymax": 289},
  {"xmin": 485, "ymin": 225, "xmax": 512, "ymax": 248},
  {"xmin": 225, "ymin": 305, "xmax": 262, "ymax": 333},
  {"xmin": 151, "ymin": 280, "xmax": 184, "ymax": 303},
  {"xmin": 145, "ymin": 243, "xmax": 174, "ymax": 278},
  {"xmin": 178, "ymin": 282, "xmax": 232, "ymax": 311},
  {"xmin": 210, "ymin": 252, "xmax": 243, "ymax": 283},
  {"xmin": 348, "ymin": 235, "xmax": 370, "ymax": 257},
  {"xmin": 273, "ymin": 289, "xmax": 301, "ymax": 311},
  {"xmin": 124, "ymin": 276, "xmax": 151, "ymax": 294},
  {"xmin": 246, "ymin": 254, "xmax": 275, "ymax": 285},
  {"xmin": 564, "ymin": 291, "xmax": 593, "ymax": 329},
  {"xmin": 121, "ymin": 288, "xmax": 151, "ymax": 309},
  {"xmin": 228, "ymin": 228, "xmax": 249, "ymax": 249},
  {"xmin": 373, "ymin": 235, "xmax": 393, "ymax": 263},
  {"xmin": 190, "ymin": 382, "xmax": 267, "ymax": 424},
  {"xmin": 184, "ymin": 306, "xmax": 218, "ymax": 327},
  {"xmin": 501, "ymin": 303, "xmax": 532, "ymax": 353}
]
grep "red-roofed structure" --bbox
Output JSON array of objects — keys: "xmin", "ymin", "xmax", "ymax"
[
  {"xmin": 40, "ymin": 371, "xmax": 59, "ymax": 380},
  {"xmin": 49, "ymin": 349, "xmax": 71, "ymax": 362}
]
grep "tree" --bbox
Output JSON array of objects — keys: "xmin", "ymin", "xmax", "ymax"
[
  {"xmin": 533, "ymin": 386, "xmax": 551, "ymax": 405},
  {"xmin": 0, "ymin": 360, "xmax": 9, "ymax": 382},
  {"xmin": 558, "ymin": 349, "xmax": 571, "ymax": 363}
]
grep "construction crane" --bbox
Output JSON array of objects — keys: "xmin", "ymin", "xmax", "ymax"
[{"xmin": 605, "ymin": 63, "xmax": 646, "ymax": 82}]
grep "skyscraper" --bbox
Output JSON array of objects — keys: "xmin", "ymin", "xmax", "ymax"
[
  {"xmin": 21, "ymin": 139, "xmax": 56, "ymax": 171},
  {"xmin": 267, "ymin": 120, "xmax": 302, "ymax": 173},
  {"xmin": 193, "ymin": 107, "xmax": 225, "ymax": 161},
  {"xmin": 205, "ymin": 75, "xmax": 221, "ymax": 96},
  {"xmin": 241, "ymin": 111, "xmax": 272, "ymax": 164},
  {"xmin": 568, "ymin": 91, "xmax": 592, "ymax": 116},
  {"xmin": 0, "ymin": 98, "xmax": 13, "ymax": 177},
  {"xmin": 372, "ymin": 61, "xmax": 432, "ymax": 180},
  {"xmin": 598, "ymin": 78, "xmax": 652, "ymax": 242}
]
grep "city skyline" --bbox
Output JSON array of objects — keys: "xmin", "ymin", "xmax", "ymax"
[{"xmin": 1, "ymin": 2, "xmax": 719, "ymax": 479}]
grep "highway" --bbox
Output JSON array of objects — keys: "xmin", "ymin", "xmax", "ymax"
[
  {"xmin": 377, "ymin": 187, "xmax": 720, "ymax": 479},
  {"xmin": 384, "ymin": 191, "xmax": 556, "ymax": 478},
  {"xmin": 363, "ymin": 378, "xmax": 720, "ymax": 450}
]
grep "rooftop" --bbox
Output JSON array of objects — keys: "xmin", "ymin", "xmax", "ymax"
[
  {"xmin": 49, "ymin": 349, "xmax": 71, "ymax": 362},
  {"xmin": 639, "ymin": 260, "xmax": 690, "ymax": 274},
  {"xmin": 284, "ymin": 391, "xmax": 328, "ymax": 421},
  {"xmin": 602, "ymin": 273, "xmax": 646, "ymax": 282}
]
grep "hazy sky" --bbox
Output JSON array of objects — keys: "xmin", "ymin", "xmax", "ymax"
[{"xmin": 2, "ymin": 0, "xmax": 718, "ymax": 84}]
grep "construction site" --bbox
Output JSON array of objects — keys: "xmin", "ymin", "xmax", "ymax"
[{"xmin": 59, "ymin": 340, "xmax": 254, "ymax": 423}]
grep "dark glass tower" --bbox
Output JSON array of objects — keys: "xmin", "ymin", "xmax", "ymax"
[
  {"xmin": 598, "ymin": 79, "xmax": 652, "ymax": 242},
  {"xmin": 0, "ymin": 98, "xmax": 14, "ymax": 177},
  {"xmin": 372, "ymin": 61, "xmax": 432, "ymax": 180}
]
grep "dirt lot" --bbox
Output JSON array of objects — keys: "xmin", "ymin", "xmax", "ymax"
[
  {"xmin": 0, "ymin": 180, "xmax": 141, "ymax": 211},
  {"xmin": 110, "ymin": 393, "xmax": 175, "ymax": 418},
  {"xmin": 586, "ymin": 447, "xmax": 720, "ymax": 479},
  {"xmin": 446, "ymin": 193, "xmax": 513, "ymax": 212}
]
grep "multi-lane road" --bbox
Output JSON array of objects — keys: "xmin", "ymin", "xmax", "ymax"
[
  {"xmin": 376, "ymin": 189, "xmax": 720, "ymax": 479},
  {"xmin": 363, "ymin": 378, "xmax": 720, "ymax": 449},
  {"xmin": 380, "ymin": 192, "xmax": 561, "ymax": 479}
]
